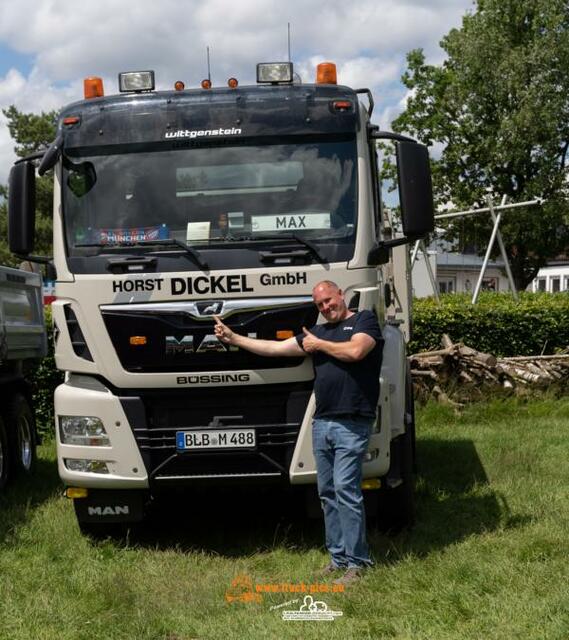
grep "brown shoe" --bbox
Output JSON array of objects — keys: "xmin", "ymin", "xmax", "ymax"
[
  {"xmin": 317, "ymin": 562, "xmax": 344, "ymax": 578},
  {"xmin": 333, "ymin": 567, "xmax": 364, "ymax": 585}
]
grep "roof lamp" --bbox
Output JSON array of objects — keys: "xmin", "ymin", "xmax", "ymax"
[
  {"xmin": 119, "ymin": 70, "xmax": 155, "ymax": 93},
  {"xmin": 316, "ymin": 62, "xmax": 337, "ymax": 85},
  {"xmin": 84, "ymin": 77, "xmax": 104, "ymax": 99},
  {"xmin": 256, "ymin": 62, "xmax": 293, "ymax": 84}
]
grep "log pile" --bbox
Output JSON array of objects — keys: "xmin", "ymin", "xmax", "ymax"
[{"xmin": 409, "ymin": 334, "xmax": 569, "ymax": 404}]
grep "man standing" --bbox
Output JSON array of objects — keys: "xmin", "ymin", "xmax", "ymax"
[{"xmin": 214, "ymin": 280, "xmax": 383, "ymax": 584}]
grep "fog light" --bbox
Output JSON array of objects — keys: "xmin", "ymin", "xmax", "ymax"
[
  {"xmin": 59, "ymin": 416, "xmax": 110, "ymax": 446},
  {"xmin": 66, "ymin": 487, "xmax": 89, "ymax": 499},
  {"xmin": 64, "ymin": 459, "xmax": 110, "ymax": 474},
  {"xmin": 362, "ymin": 478, "xmax": 381, "ymax": 490}
]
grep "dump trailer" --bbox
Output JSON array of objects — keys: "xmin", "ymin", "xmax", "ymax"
[
  {"xmin": 0, "ymin": 265, "xmax": 47, "ymax": 489},
  {"xmin": 8, "ymin": 61, "xmax": 434, "ymax": 534}
]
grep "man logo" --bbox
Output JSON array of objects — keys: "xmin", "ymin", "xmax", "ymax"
[
  {"xmin": 196, "ymin": 301, "xmax": 223, "ymax": 316},
  {"xmin": 166, "ymin": 332, "xmax": 257, "ymax": 355},
  {"xmin": 87, "ymin": 506, "xmax": 130, "ymax": 516}
]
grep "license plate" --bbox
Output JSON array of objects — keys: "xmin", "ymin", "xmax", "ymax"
[{"xmin": 176, "ymin": 429, "xmax": 256, "ymax": 450}]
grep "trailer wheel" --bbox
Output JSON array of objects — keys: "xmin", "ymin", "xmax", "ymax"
[
  {"xmin": 6, "ymin": 394, "xmax": 37, "ymax": 475},
  {"xmin": 0, "ymin": 415, "xmax": 10, "ymax": 489}
]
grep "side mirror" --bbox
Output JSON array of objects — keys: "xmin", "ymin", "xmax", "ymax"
[
  {"xmin": 367, "ymin": 243, "xmax": 390, "ymax": 266},
  {"xmin": 8, "ymin": 161, "xmax": 36, "ymax": 255},
  {"xmin": 396, "ymin": 141, "xmax": 435, "ymax": 238}
]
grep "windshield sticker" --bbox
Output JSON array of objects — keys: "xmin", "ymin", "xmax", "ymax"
[
  {"xmin": 251, "ymin": 213, "xmax": 331, "ymax": 232},
  {"xmin": 187, "ymin": 221, "xmax": 211, "ymax": 241},
  {"xmin": 88, "ymin": 224, "xmax": 169, "ymax": 244},
  {"xmin": 165, "ymin": 127, "xmax": 242, "ymax": 140}
]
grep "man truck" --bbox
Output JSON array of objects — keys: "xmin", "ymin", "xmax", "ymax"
[{"xmin": 8, "ymin": 61, "xmax": 433, "ymax": 534}]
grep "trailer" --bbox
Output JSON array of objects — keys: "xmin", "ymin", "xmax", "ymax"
[{"xmin": 0, "ymin": 265, "xmax": 47, "ymax": 489}]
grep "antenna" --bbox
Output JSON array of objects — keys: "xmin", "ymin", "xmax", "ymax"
[
  {"xmin": 287, "ymin": 22, "xmax": 291, "ymax": 62},
  {"xmin": 206, "ymin": 46, "xmax": 212, "ymax": 83}
]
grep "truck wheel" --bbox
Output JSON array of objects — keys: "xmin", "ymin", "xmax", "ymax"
[
  {"xmin": 375, "ymin": 370, "xmax": 416, "ymax": 533},
  {"xmin": 0, "ymin": 415, "xmax": 10, "ymax": 489},
  {"xmin": 6, "ymin": 394, "xmax": 37, "ymax": 475}
]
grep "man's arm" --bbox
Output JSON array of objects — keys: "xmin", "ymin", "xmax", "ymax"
[
  {"xmin": 301, "ymin": 327, "xmax": 376, "ymax": 362},
  {"xmin": 214, "ymin": 316, "xmax": 305, "ymax": 357}
]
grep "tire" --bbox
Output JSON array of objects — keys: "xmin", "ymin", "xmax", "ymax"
[
  {"xmin": 375, "ymin": 368, "xmax": 416, "ymax": 533},
  {"xmin": 0, "ymin": 415, "xmax": 10, "ymax": 490},
  {"xmin": 6, "ymin": 394, "xmax": 37, "ymax": 475}
]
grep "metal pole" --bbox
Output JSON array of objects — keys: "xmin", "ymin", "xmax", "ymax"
[
  {"xmin": 435, "ymin": 198, "xmax": 541, "ymax": 220},
  {"xmin": 472, "ymin": 199, "xmax": 502, "ymax": 304},
  {"xmin": 420, "ymin": 240, "xmax": 440, "ymax": 302},
  {"xmin": 488, "ymin": 196, "xmax": 519, "ymax": 301},
  {"xmin": 410, "ymin": 239, "xmax": 420, "ymax": 265},
  {"xmin": 206, "ymin": 47, "xmax": 211, "ymax": 83},
  {"xmin": 410, "ymin": 240, "xmax": 440, "ymax": 301}
]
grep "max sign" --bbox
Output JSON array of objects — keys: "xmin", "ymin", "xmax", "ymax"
[{"xmin": 251, "ymin": 213, "xmax": 331, "ymax": 231}]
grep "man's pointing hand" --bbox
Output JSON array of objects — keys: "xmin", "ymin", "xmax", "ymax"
[{"xmin": 213, "ymin": 315, "xmax": 234, "ymax": 344}]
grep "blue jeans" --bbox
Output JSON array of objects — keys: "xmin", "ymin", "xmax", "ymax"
[{"xmin": 312, "ymin": 417, "xmax": 374, "ymax": 569}]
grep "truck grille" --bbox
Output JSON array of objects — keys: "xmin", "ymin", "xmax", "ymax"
[
  {"xmin": 119, "ymin": 382, "xmax": 312, "ymax": 483},
  {"xmin": 101, "ymin": 297, "xmax": 317, "ymax": 373}
]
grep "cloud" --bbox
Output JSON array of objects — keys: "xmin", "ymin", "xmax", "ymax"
[{"xmin": 0, "ymin": 0, "xmax": 473, "ymax": 183}]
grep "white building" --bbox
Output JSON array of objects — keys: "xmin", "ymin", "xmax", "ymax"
[
  {"xmin": 530, "ymin": 261, "xmax": 569, "ymax": 293},
  {"xmin": 412, "ymin": 247, "xmax": 510, "ymax": 298}
]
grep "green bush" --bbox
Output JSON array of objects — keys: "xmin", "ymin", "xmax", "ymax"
[
  {"xmin": 409, "ymin": 292, "xmax": 569, "ymax": 356},
  {"xmin": 26, "ymin": 306, "xmax": 63, "ymax": 439}
]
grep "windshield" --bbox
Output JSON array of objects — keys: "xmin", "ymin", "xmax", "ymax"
[{"xmin": 63, "ymin": 137, "xmax": 357, "ymax": 255}]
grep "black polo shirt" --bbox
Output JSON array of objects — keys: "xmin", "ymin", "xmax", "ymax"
[{"xmin": 296, "ymin": 310, "xmax": 383, "ymax": 419}]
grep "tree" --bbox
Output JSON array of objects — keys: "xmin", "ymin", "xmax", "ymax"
[
  {"xmin": 0, "ymin": 107, "xmax": 58, "ymax": 265},
  {"xmin": 390, "ymin": 0, "xmax": 569, "ymax": 289}
]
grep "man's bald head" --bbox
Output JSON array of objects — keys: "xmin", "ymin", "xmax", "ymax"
[
  {"xmin": 312, "ymin": 280, "xmax": 351, "ymax": 324},
  {"xmin": 312, "ymin": 280, "xmax": 340, "ymax": 296}
]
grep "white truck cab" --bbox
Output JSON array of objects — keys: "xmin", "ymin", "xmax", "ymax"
[{"xmin": 8, "ymin": 61, "xmax": 433, "ymax": 534}]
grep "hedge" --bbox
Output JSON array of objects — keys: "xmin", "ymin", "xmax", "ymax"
[
  {"xmin": 27, "ymin": 292, "xmax": 568, "ymax": 437},
  {"xmin": 409, "ymin": 292, "xmax": 569, "ymax": 357},
  {"xmin": 26, "ymin": 306, "xmax": 64, "ymax": 439}
]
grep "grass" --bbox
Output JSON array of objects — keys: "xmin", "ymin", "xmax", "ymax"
[{"xmin": 1, "ymin": 397, "xmax": 569, "ymax": 639}]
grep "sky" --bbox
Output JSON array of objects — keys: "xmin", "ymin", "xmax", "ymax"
[{"xmin": 0, "ymin": 0, "xmax": 475, "ymax": 185}]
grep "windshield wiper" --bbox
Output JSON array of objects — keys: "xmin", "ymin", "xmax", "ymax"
[
  {"xmin": 75, "ymin": 239, "xmax": 209, "ymax": 270},
  {"xmin": 257, "ymin": 234, "xmax": 328, "ymax": 264},
  {"xmin": 141, "ymin": 239, "xmax": 209, "ymax": 270}
]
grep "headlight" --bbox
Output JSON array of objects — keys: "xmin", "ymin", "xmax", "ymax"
[
  {"xmin": 64, "ymin": 458, "xmax": 110, "ymax": 474},
  {"xmin": 59, "ymin": 416, "xmax": 110, "ymax": 446}
]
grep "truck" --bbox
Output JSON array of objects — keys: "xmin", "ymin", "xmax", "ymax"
[
  {"xmin": 7, "ymin": 61, "xmax": 434, "ymax": 535},
  {"xmin": 0, "ymin": 265, "xmax": 47, "ymax": 489}
]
